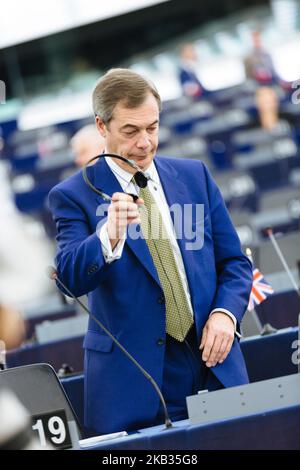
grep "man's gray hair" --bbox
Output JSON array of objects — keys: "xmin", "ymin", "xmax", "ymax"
[{"xmin": 92, "ymin": 68, "xmax": 162, "ymax": 124}]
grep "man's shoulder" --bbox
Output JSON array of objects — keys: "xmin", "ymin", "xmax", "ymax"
[{"xmin": 49, "ymin": 167, "xmax": 85, "ymax": 200}]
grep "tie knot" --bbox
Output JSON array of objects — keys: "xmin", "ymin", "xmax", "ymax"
[
  {"xmin": 131, "ymin": 175, "xmax": 149, "ymax": 197},
  {"xmin": 131, "ymin": 175, "xmax": 142, "ymax": 187},
  {"xmin": 131, "ymin": 170, "xmax": 150, "ymax": 190}
]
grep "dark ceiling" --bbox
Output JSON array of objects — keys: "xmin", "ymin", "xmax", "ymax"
[{"xmin": 0, "ymin": 0, "xmax": 269, "ymax": 98}]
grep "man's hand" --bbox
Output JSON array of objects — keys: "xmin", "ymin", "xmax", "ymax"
[
  {"xmin": 199, "ymin": 312, "xmax": 235, "ymax": 368},
  {"xmin": 107, "ymin": 192, "xmax": 144, "ymax": 250}
]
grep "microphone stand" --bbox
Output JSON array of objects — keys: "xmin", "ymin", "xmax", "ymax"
[
  {"xmin": 246, "ymin": 248, "xmax": 277, "ymax": 336},
  {"xmin": 265, "ymin": 227, "xmax": 300, "ymax": 337},
  {"xmin": 47, "ymin": 267, "xmax": 173, "ymax": 430},
  {"xmin": 266, "ymin": 228, "xmax": 300, "ymax": 298}
]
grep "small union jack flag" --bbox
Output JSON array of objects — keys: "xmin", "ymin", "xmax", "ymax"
[{"xmin": 248, "ymin": 268, "xmax": 274, "ymax": 311}]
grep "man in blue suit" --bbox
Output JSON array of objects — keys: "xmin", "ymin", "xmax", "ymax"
[{"xmin": 49, "ymin": 68, "xmax": 252, "ymax": 436}]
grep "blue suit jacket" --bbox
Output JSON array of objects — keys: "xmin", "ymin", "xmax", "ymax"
[{"xmin": 48, "ymin": 156, "xmax": 252, "ymax": 435}]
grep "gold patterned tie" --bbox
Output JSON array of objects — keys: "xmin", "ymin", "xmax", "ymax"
[{"xmin": 137, "ymin": 183, "xmax": 194, "ymax": 342}]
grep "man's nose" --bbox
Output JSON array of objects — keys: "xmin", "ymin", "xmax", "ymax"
[{"xmin": 136, "ymin": 132, "xmax": 150, "ymax": 149}]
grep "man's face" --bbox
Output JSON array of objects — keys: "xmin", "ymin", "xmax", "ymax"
[{"xmin": 96, "ymin": 92, "xmax": 159, "ymax": 172}]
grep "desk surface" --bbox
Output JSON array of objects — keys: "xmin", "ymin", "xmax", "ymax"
[
  {"xmin": 60, "ymin": 327, "xmax": 299, "ymax": 440},
  {"xmin": 86, "ymin": 401, "xmax": 300, "ymax": 450}
]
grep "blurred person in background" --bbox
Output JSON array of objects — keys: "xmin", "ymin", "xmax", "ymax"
[
  {"xmin": 0, "ymin": 304, "xmax": 24, "ymax": 353},
  {"xmin": 254, "ymin": 86, "xmax": 298, "ymax": 131},
  {"xmin": 0, "ymin": 305, "xmax": 45, "ymax": 450},
  {"xmin": 255, "ymin": 86, "xmax": 280, "ymax": 130},
  {"xmin": 0, "ymin": 291, "xmax": 33, "ymax": 450},
  {"xmin": 70, "ymin": 124, "xmax": 105, "ymax": 168},
  {"xmin": 0, "ymin": 156, "xmax": 53, "ymax": 447},
  {"xmin": 0, "ymin": 159, "xmax": 52, "ymax": 306},
  {"xmin": 244, "ymin": 30, "xmax": 277, "ymax": 85},
  {"xmin": 178, "ymin": 42, "xmax": 208, "ymax": 99}
]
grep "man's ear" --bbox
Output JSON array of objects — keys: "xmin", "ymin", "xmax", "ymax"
[{"xmin": 95, "ymin": 115, "xmax": 107, "ymax": 138}]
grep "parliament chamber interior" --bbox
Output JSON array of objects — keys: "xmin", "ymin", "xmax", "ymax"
[{"xmin": 0, "ymin": 0, "xmax": 300, "ymax": 452}]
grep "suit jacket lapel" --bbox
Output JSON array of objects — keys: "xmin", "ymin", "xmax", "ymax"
[
  {"xmin": 155, "ymin": 158, "xmax": 197, "ymax": 309},
  {"xmin": 93, "ymin": 157, "xmax": 123, "ymax": 209}
]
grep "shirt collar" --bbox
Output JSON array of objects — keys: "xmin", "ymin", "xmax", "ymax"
[
  {"xmin": 105, "ymin": 154, "xmax": 159, "ymax": 190},
  {"xmin": 105, "ymin": 155, "xmax": 133, "ymax": 189},
  {"xmin": 144, "ymin": 160, "xmax": 159, "ymax": 185}
]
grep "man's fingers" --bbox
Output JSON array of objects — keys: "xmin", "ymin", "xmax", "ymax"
[
  {"xmin": 118, "ymin": 209, "xmax": 140, "ymax": 219},
  {"xmin": 200, "ymin": 313, "xmax": 235, "ymax": 367},
  {"xmin": 114, "ymin": 215, "xmax": 141, "ymax": 226},
  {"xmin": 201, "ymin": 330, "xmax": 234, "ymax": 367},
  {"xmin": 135, "ymin": 197, "xmax": 144, "ymax": 206},
  {"xmin": 218, "ymin": 337, "xmax": 234, "ymax": 364},
  {"xmin": 206, "ymin": 335, "xmax": 223, "ymax": 367},
  {"xmin": 128, "ymin": 217, "xmax": 141, "ymax": 225},
  {"xmin": 215, "ymin": 338, "xmax": 227, "ymax": 364},
  {"xmin": 199, "ymin": 327, "xmax": 207, "ymax": 350},
  {"xmin": 111, "ymin": 192, "xmax": 144, "ymax": 206},
  {"xmin": 201, "ymin": 330, "xmax": 215, "ymax": 364},
  {"xmin": 114, "ymin": 200, "xmax": 139, "ymax": 212},
  {"xmin": 111, "ymin": 192, "xmax": 134, "ymax": 202},
  {"xmin": 208, "ymin": 335, "xmax": 234, "ymax": 366}
]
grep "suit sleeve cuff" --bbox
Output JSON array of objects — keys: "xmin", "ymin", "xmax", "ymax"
[
  {"xmin": 98, "ymin": 222, "xmax": 126, "ymax": 264},
  {"xmin": 209, "ymin": 308, "xmax": 242, "ymax": 339}
]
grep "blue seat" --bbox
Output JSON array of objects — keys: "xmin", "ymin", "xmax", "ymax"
[{"xmin": 6, "ymin": 335, "xmax": 84, "ymax": 374}]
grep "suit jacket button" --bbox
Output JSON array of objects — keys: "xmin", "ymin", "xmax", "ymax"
[
  {"xmin": 157, "ymin": 296, "xmax": 165, "ymax": 304},
  {"xmin": 157, "ymin": 338, "xmax": 165, "ymax": 346},
  {"xmin": 87, "ymin": 266, "xmax": 94, "ymax": 275}
]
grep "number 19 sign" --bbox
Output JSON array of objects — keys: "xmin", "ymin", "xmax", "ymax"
[{"xmin": 32, "ymin": 409, "xmax": 72, "ymax": 450}]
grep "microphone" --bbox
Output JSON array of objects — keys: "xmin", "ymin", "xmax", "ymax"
[
  {"xmin": 82, "ymin": 153, "xmax": 149, "ymax": 202},
  {"xmin": 126, "ymin": 159, "xmax": 148, "ymax": 188},
  {"xmin": 46, "ymin": 266, "xmax": 173, "ymax": 430},
  {"xmin": 265, "ymin": 227, "xmax": 300, "ymax": 297}
]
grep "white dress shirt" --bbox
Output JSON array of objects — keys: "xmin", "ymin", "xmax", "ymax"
[{"xmin": 99, "ymin": 156, "xmax": 239, "ymax": 336}]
